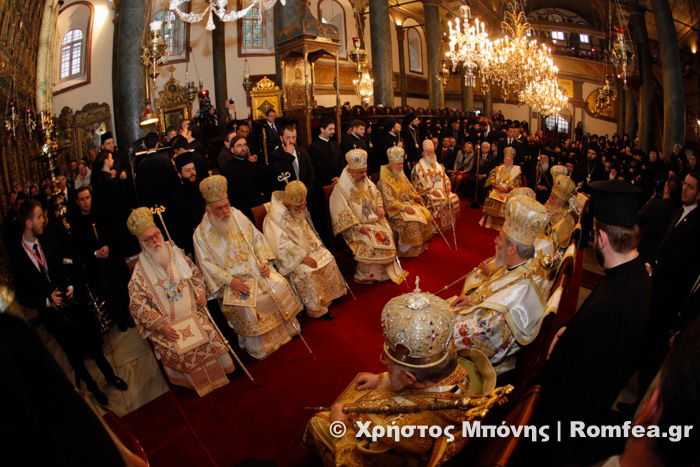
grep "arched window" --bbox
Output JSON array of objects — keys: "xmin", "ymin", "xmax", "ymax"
[
  {"xmin": 237, "ymin": 1, "xmax": 274, "ymax": 55},
  {"xmin": 545, "ymin": 115, "xmax": 569, "ymax": 134},
  {"xmin": 154, "ymin": 10, "xmax": 186, "ymax": 58},
  {"xmin": 408, "ymin": 28, "xmax": 423, "ymax": 74},
  {"xmin": 319, "ymin": 0, "xmax": 347, "ymax": 59},
  {"xmin": 60, "ymin": 29, "xmax": 84, "ymax": 80}
]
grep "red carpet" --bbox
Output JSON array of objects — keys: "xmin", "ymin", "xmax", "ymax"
[{"xmin": 121, "ymin": 204, "xmax": 580, "ymax": 467}]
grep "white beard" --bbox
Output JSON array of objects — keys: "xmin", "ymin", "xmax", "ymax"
[
  {"xmin": 424, "ymin": 155, "xmax": 437, "ymax": 167},
  {"xmin": 209, "ymin": 212, "xmax": 236, "ymax": 236},
  {"xmin": 540, "ymin": 162, "xmax": 549, "ymax": 172},
  {"xmin": 391, "ymin": 168, "xmax": 404, "ymax": 179},
  {"xmin": 494, "ymin": 243, "xmax": 507, "ymax": 269},
  {"xmin": 290, "ymin": 209, "xmax": 307, "ymax": 221},
  {"xmin": 144, "ymin": 243, "xmax": 170, "ymax": 268}
]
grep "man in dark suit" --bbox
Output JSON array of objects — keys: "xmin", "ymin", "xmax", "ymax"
[
  {"xmin": 437, "ymin": 136, "xmax": 456, "ymax": 166},
  {"xmin": 442, "ymin": 120, "xmax": 466, "ymax": 148},
  {"xmin": 268, "ymin": 125, "xmax": 315, "ymax": 198},
  {"xmin": 135, "ymin": 132, "xmax": 180, "ymax": 209},
  {"xmin": 372, "ymin": 117, "xmax": 401, "ymax": 174},
  {"xmin": 475, "ymin": 140, "xmax": 498, "ymax": 202},
  {"xmin": 9, "ymin": 199, "xmax": 127, "ymax": 405},
  {"xmin": 263, "ymin": 108, "xmax": 283, "ymax": 158},
  {"xmin": 497, "ymin": 125, "xmax": 525, "ymax": 165},
  {"xmin": 637, "ymin": 174, "xmax": 682, "ymax": 264},
  {"xmin": 340, "ymin": 119, "xmax": 368, "ymax": 157}
]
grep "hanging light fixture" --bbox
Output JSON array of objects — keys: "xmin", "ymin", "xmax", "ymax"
[
  {"xmin": 349, "ymin": 36, "xmax": 373, "ymax": 107},
  {"xmin": 170, "ymin": 0, "xmax": 282, "ymax": 31},
  {"xmin": 140, "ymin": 21, "xmax": 169, "ymax": 127},
  {"xmin": 446, "ymin": 1, "xmax": 492, "ymax": 87},
  {"xmin": 438, "ymin": 59, "xmax": 451, "ymax": 87},
  {"xmin": 606, "ymin": 0, "xmax": 636, "ymax": 89}
]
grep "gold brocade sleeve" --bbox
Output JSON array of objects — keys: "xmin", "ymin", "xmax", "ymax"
[
  {"xmin": 377, "ymin": 180, "xmax": 404, "ymax": 218},
  {"xmin": 484, "ymin": 167, "xmax": 497, "ymax": 189}
]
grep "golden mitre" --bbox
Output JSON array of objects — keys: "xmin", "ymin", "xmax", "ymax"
[
  {"xmin": 508, "ymin": 187, "xmax": 535, "ymax": 200},
  {"xmin": 550, "ymin": 165, "xmax": 568, "ymax": 179},
  {"xmin": 345, "ymin": 148, "xmax": 368, "ymax": 170},
  {"xmin": 503, "ymin": 196, "xmax": 550, "ymax": 246},
  {"xmin": 381, "ymin": 277, "xmax": 454, "ymax": 369},
  {"xmin": 387, "ymin": 145, "xmax": 405, "ymax": 164},
  {"xmin": 503, "ymin": 147, "xmax": 516, "ymax": 159},
  {"xmin": 127, "ymin": 207, "xmax": 157, "ymax": 239},
  {"xmin": 422, "ymin": 139, "xmax": 435, "ymax": 152},
  {"xmin": 284, "ymin": 180, "xmax": 307, "ymax": 206},
  {"xmin": 200, "ymin": 174, "xmax": 228, "ymax": 204},
  {"xmin": 552, "ymin": 174, "xmax": 576, "ymax": 202}
]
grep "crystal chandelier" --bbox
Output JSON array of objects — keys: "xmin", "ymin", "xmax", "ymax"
[
  {"xmin": 483, "ymin": 0, "xmax": 558, "ymax": 104},
  {"xmin": 593, "ymin": 75, "xmax": 617, "ymax": 116},
  {"xmin": 522, "ymin": 78, "xmax": 568, "ymax": 117},
  {"xmin": 446, "ymin": 2, "xmax": 492, "ymax": 87},
  {"xmin": 170, "ymin": 0, "xmax": 282, "ymax": 31},
  {"xmin": 349, "ymin": 37, "xmax": 373, "ymax": 107},
  {"xmin": 606, "ymin": 0, "xmax": 636, "ymax": 89}
]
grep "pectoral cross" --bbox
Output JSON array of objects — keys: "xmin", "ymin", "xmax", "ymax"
[{"xmin": 278, "ymin": 171, "xmax": 291, "ymax": 185}]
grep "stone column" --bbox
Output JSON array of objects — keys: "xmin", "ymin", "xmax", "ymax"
[
  {"xmin": 114, "ymin": 0, "xmax": 149, "ymax": 149},
  {"xmin": 369, "ymin": 0, "xmax": 394, "ymax": 107},
  {"xmin": 625, "ymin": 87, "xmax": 637, "ymax": 140},
  {"xmin": 628, "ymin": 4, "xmax": 654, "ymax": 151},
  {"xmin": 36, "ymin": 0, "xmax": 60, "ymax": 114},
  {"xmin": 617, "ymin": 82, "xmax": 626, "ymax": 135},
  {"xmin": 423, "ymin": 0, "xmax": 444, "ymax": 108},
  {"xmin": 650, "ymin": 0, "xmax": 685, "ymax": 155},
  {"xmin": 461, "ymin": 71, "xmax": 474, "ymax": 111},
  {"xmin": 483, "ymin": 88, "xmax": 492, "ymax": 118},
  {"xmin": 396, "ymin": 23, "xmax": 407, "ymax": 107},
  {"xmin": 212, "ymin": 15, "xmax": 228, "ymax": 127}
]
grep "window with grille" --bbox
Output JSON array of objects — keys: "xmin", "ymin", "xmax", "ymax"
[
  {"xmin": 60, "ymin": 29, "xmax": 84, "ymax": 80},
  {"xmin": 551, "ymin": 31, "xmax": 565, "ymax": 41},
  {"xmin": 242, "ymin": 7, "xmax": 263, "ymax": 48},
  {"xmin": 154, "ymin": 10, "xmax": 185, "ymax": 57},
  {"xmin": 545, "ymin": 115, "xmax": 569, "ymax": 133}
]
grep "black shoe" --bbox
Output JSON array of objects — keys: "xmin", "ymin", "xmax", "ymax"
[
  {"xmin": 319, "ymin": 312, "xmax": 334, "ymax": 320},
  {"xmin": 106, "ymin": 376, "xmax": 128, "ymax": 391},
  {"xmin": 87, "ymin": 384, "xmax": 109, "ymax": 405}
]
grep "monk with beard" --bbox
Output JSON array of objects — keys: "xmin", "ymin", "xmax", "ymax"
[
  {"xmin": 193, "ymin": 175, "xmax": 303, "ymax": 360},
  {"xmin": 127, "ymin": 207, "xmax": 234, "ymax": 396}
]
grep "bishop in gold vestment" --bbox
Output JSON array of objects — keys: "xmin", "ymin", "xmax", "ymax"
[
  {"xmin": 452, "ymin": 196, "xmax": 550, "ymax": 373},
  {"xmin": 545, "ymin": 168, "xmax": 577, "ymax": 251},
  {"xmin": 377, "ymin": 146, "xmax": 433, "ymax": 257},
  {"xmin": 330, "ymin": 149, "xmax": 404, "ymax": 284},
  {"xmin": 127, "ymin": 208, "xmax": 234, "ymax": 397},
  {"xmin": 303, "ymin": 284, "xmax": 500, "ymax": 467},
  {"xmin": 411, "ymin": 139, "xmax": 460, "ymax": 232},
  {"xmin": 480, "ymin": 147, "xmax": 522, "ymax": 230},
  {"xmin": 193, "ymin": 176, "xmax": 303, "ymax": 360},
  {"xmin": 263, "ymin": 181, "xmax": 346, "ymax": 319}
]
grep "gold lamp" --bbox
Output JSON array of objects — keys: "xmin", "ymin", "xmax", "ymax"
[{"xmin": 140, "ymin": 21, "xmax": 168, "ymax": 128}]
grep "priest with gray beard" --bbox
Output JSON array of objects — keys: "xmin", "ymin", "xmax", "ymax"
[
  {"xmin": 193, "ymin": 175, "xmax": 302, "ymax": 360},
  {"xmin": 127, "ymin": 207, "xmax": 234, "ymax": 397}
]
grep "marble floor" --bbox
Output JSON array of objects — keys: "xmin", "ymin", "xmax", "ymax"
[{"xmin": 24, "ymin": 308, "xmax": 169, "ymax": 417}]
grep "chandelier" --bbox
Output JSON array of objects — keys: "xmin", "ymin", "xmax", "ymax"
[
  {"xmin": 606, "ymin": 0, "xmax": 636, "ymax": 89},
  {"xmin": 593, "ymin": 75, "xmax": 617, "ymax": 116},
  {"xmin": 522, "ymin": 78, "xmax": 568, "ymax": 117},
  {"xmin": 446, "ymin": 2, "xmax": 492, "ymax": 87},
  {"xmin": 349, "ymin": 37, "xmax": 373, "ymax": 107},
  {"xmin": 170, "ymin": 0, "xmax": 281, "ymax": 31},
  {"xmin": 483, "ymin": 1, "xmax": 558, "ymax": 103},
  {"xmin": 3, "ymin": 20, "xmax": 37, "ymax": 141}
]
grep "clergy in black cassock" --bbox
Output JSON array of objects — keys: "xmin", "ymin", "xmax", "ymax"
[
  {"xmin": 340, "ymin": 120, "xmax": 368, "ymax": 159},
  {"xmin": 134, "ymin": 132, "xmax": 180, "ymax": 209},
  {"xmin": 220, "ymin": 136, "xmax": 268, "ymax": 221},
  {"xmin": 529, "ymin": 180, "xmax": 650, "ymax": 466},
  {"xmin": 308, "ymin": 118, "xmax": 343, "ymax": 244},
  {"xmin": 166, "ymin": 152, "xmax": 205, "ymax": 256}
]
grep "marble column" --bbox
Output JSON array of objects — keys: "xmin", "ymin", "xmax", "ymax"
[
  {"xmin": 628, "ymin": 4, "xmax": 654, "ymax": 151},
  {"xmin": 212, "ymin": 15, "xmax": 228, "ymax": 127},
  {"xmin": 369, "ymin": 0, "xmax": 394, "ymax": 107},
  {"xmin": 483, "ymin": 88, "xmax": 492, "ymax": 118},
  {"xmin": 650, "ymin": 0, "xmax": 685, "ymax": 155},
  {"xmin": 617, "ymin": 82, "xmax": 626, "ymax": 135},
  {"xmin": 36, "ymin": 0, "xmax": 60, "ymax": 114},
  {"xmin": 113, "ymin": 0, "xmax": 148, "ymax": 149},
  {"xmin": 461, "ymin": 72, "xmax": 474, "ymax": 111},
  {"xmin": 625, "ymin": 87, "xmax": 637, "ymax": 140},
  {"xmin": 423, "ymin": 0, "xmax": 443, "ymax": 108},
  {"xmin": 396, "ymin": 23, "xmax": 407, "ymax": 107}
]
